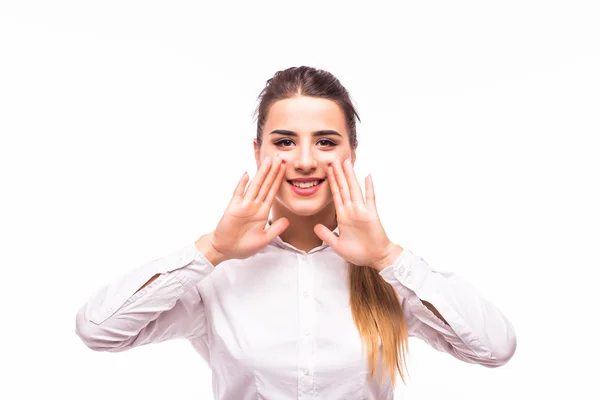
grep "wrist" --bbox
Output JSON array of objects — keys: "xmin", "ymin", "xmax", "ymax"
[
  {"xmin": 195, "ymin": 232, "xmax": 228, "ymax": 267},
  {"xmin": 371, "ymin": 243, "xmax": 404, "ymax": 272}
]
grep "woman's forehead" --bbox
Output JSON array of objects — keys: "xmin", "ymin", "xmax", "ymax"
[{"xmin": 265, "ymin": 96, "xmax": 346, "ymax": 133}]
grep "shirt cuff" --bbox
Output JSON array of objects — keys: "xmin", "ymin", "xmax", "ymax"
[{"xmin": 377, "ymin": 248, "xmax": 431, "ymax": 295}]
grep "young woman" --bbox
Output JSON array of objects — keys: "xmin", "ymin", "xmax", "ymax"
[{"xmin": 76, "ymin": 66, "xmax": 517, "ymax": 399}]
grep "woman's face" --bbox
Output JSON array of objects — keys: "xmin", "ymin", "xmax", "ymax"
[{"xmin": 254, "ymin": 95, "xmax": 356, "ymax": 216}]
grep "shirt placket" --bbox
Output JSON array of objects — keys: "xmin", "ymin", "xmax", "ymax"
[{"xmin": 296, "ymin": 252, "xmax": 316, "ymax": 399}]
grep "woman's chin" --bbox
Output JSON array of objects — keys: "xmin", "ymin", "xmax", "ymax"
[
  {"xmin": 290, "ymin": 208, "xmax": 323, "ymax": 217},
  {"xmin": 279, "ymin": 198, "xmax": 332, "ymax": 217}
]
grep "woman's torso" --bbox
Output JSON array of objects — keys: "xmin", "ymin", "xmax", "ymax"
[{"xmin": 190, "ymin": 240, "xmax": 395, "ymax": 399}]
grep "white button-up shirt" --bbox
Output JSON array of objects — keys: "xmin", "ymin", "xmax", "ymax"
[{"xmin": 75, "ymin": 221, "xmax": 516, "ymax": 399}]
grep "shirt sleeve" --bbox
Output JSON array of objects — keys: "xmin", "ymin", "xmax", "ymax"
[
  {"xmin": 75, "ymin": 242, "xmax": 216, "ymax": 352},
  {"xmin": 378, "ymin": 248, "xmax": 517, "ymax": 368}
]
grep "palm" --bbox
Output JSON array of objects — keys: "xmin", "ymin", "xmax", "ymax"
[
  {"xmin": 314, "ymin": 157, "xmax": 394, "ymax": 269},
  {"xmin": 210, "ymin": 154, "xmax": 290, "ymax": 261},
  {"xmin": 334, "ymin": 210, "xmax": 391, "ymax": 266},
  {"xmin": 214, "ymin": 200, "xmax": 270, "ymax": 257}
]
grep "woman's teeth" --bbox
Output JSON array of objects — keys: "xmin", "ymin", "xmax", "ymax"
[{"xmin": 290, "ymin": 180, "xmax": 322, "ymax": 188}]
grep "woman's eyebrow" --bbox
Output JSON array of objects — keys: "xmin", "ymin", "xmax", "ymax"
[{"xmin": 269, "ymin": 129, "xmax": 342, "ymax": 138}]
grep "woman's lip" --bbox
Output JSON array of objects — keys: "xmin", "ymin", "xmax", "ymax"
[
  {"xmin": 287, "ymin": 179, "xmax": 325, "ymax": 196},
  {"xmin": 287, "ymin": 178, "xmax": 326, "ymax": 182}
]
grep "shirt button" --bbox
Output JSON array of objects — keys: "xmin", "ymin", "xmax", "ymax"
[
  {"xmin": 301, "ymin": 368, "xmax": 310, "ymax": 375},
  {"xmin": 302, "ymin": 291, "xmax": 308, "ymax": 298},
  {"xmin": 304, "ymin": 331, "xmax": 310, "ymax": 336}
]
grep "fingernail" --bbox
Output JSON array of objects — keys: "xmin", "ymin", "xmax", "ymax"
[
  {"xmin": 336, "ymin": 155, "xmax": 340, "ymax": 161},
  {"xmin": 276, "ymin": 152, "xmax": 281, "ymax": 158},
  {"xmin": 264, "ymin": 155, "xmax": 271, "ymax": 162}
]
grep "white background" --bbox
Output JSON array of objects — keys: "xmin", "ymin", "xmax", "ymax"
[{"xmin": 1, "ymin": 1, "xmax": 598, "ymax": 399}]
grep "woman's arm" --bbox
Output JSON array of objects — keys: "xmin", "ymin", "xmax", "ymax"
[
  {"xmin": 375, "ymin": 245, "xmax": 449, "ymax": 324},
  {"xmin": 378, "ymin": 247, "xmax": 517, "ymax": 367},
  {"xmin": 75, "ymin": 235, "xmax": 220, "ymax": 352}
]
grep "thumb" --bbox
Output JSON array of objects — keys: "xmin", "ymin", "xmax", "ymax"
[
  {"xmin": 264, "ymin": 217, "xmax": 289, "ymax": 243},
  {"xmin": 314, "ymin": 224, "xmax": 339, "ymax": 250}
]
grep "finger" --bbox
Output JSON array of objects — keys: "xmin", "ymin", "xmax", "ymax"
[
  {"xmin": 256, "ymin": 154, "xmax": 284, "ymax": 202},
  {"xmin": 263, "ymin": 160, "xmax": 286, "ymax": 207},
  {"xmin": 232, "ymin": 171, "xmax": 249, "ymax": 202},
  {"xmin": 314, "ymin": 223, "xmax": 339, "ymax": 251},
  {"xmin": 342, "ymin": 157, "xmax": 364, "ymax": 205},
  {"xmin": 244, "ymin": 155, "xmax": 272, "ymax": 201},
  {"xmin": 365, "ymin": 174, "xmax": 376, "ymax": 210},
  {"xmin": 333, "ymin": 156, "xmax": 351, "ymax": 205},
  {"xmin": 327, "ymin": 164, "xmax": 343, "ymax": 212},
  {"xmin": 264, "ymin": 217, "xmax": 289, "ymax": 243}
]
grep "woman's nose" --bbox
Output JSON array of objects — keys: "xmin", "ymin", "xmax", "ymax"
[{"xmin": 292, "ymin": 151, "xmax": 318, "ymax": 170}]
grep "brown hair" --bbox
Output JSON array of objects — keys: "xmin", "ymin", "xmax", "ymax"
[{"xmin": 252, "ymin": 66, "xmax": 409, "ymax": 387}]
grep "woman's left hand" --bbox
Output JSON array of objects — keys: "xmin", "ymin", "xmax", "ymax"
[{"xmin": 314, "ymin": 156, "xmax": 403, "ymax": 272}]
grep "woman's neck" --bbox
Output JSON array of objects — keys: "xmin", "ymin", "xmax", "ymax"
[{"xmin": 271, "ymin": 202, "xmax": 337, "ymax": 253}]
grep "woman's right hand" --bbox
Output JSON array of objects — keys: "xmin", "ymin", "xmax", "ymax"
[{"xmin": 205, "ymin": 154, "xmax": 289, "ymax": 262}]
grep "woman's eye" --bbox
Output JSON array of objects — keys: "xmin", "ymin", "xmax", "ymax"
[
  {"xmin": 317, "ymin": 139, "xmax": 336, "ymax": 146},
  {"xmin": 275, "ymin": 139, "xmax": 294, "ymax": 147},
  {"xmin": 274, "ymin": 139, "xmax": 337, "ymax": 147}
]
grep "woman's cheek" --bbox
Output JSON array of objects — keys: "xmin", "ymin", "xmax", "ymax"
[
  {"xmin": 278, "ymin": 153, "xmax": 292, "ymax": 164},
  {"xmin": 271, "ymin": 151, "xmax": 340, "ymax": 167},
  {"xmin": 322, "ymin": 154, "xmax": 338, "ymax": 166}
]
